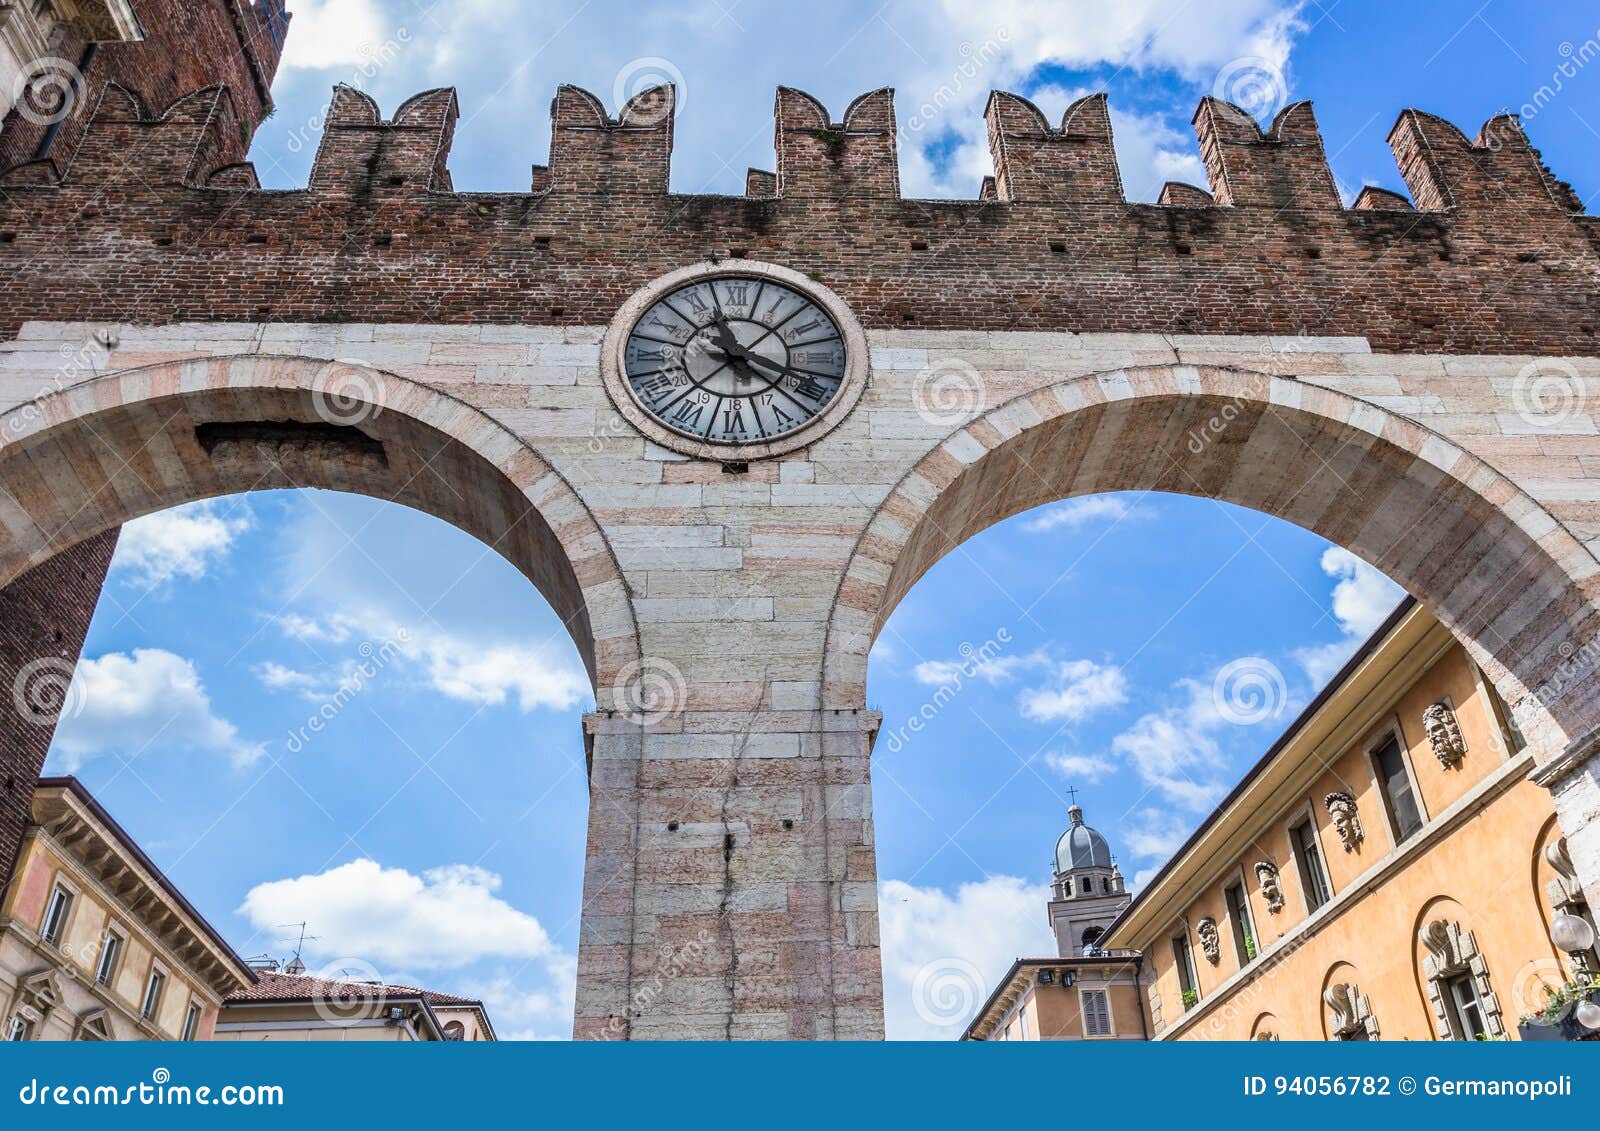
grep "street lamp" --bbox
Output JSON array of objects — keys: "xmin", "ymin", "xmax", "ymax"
[{"xmin": 1548, "ymin": 914, "xmax": 1600, "ymax": 1031}]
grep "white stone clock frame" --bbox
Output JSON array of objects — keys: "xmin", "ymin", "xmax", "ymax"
[{"xmin": 600, "ymin": 259, "xmax": 870, "ymax": 462}]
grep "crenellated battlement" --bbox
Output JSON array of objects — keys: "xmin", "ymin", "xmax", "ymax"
[
  {"xmin": 0, "ymin": 81, "xmax": 1595, "ymax": 351},
  {"xmin": 8, "ymin": 79, "xmax": 1588, "ymax": 219}
]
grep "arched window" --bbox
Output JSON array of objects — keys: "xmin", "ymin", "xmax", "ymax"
[
  {"xmin": 442, "ymin": 1021, "xmax": 466, "ymax": 1041},
  {"xmin": 1323, "ymin": 982, "xmax": 1379, "ymax": 1040},
  {"xmin": 1081, "ymin": 926, "xmax": 1105, "ymax": 955}
]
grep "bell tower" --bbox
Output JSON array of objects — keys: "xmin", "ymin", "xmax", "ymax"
[{"xmin": 1047, "ymin": 799, "xmax": 1131, "ymax": 957}]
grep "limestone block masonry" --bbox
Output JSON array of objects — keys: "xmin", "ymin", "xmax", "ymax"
[{"xmin": 1, "ymin": 77, "xmax": 1599, "ymax": 1039}]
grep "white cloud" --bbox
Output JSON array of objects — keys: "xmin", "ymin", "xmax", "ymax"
[
  {"xmin": 1018, "ymin": 658, "xmax": 1129, "ymax": 723},
  {"xmin": 264, "ymin": 611, "xmax": 587, "ymax": 712},
  {"xmin": 1107, "ymin": 674, "xmax": 1242, "ymax": 812},
  {"xmin": 1120, "ymin": 808, "xmax": 1193, "ymax": 862},
  {"xmin": 1021, "ymin": 495, "xmax": 1149, "ymax": 534},
  {"xmin": 1293, "ymin": 548, "xmax": 1405, "ymax": 686},
  {"xmin": 112, "ymin": 501, "xmax": 252, "ymax": 589},
  {"xmin": 276, "ymin": 0, "xmax": 394, "ymax": 71},
  {"xmin": 1043, "ymin": 751, "xmax": 1117, "ymax": 782},
  {"xmin": 913, "ymin": 649, "xmax": 1032, "ymax": 687},
  {"xmin": 50, "ymin": 649, "xmax": 264, "ymax": 770},
  {"xmin": 457, "ymin": 960, "xmax": 578, "ymax": 1041},
  {"xmin": 238, "ymin": 859, "xmax": 558, "ymax": 971},
  {"xmin": 879, "ymin": 875, "xmax": 1055, "ymax": 1040}
]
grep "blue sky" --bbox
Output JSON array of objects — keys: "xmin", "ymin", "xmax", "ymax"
[{"xmin": 45, "ymin": 1, "xmax": 1600, "ymax": 1040}]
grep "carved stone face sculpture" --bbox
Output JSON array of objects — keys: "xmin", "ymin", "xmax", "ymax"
[
  {"xmin": 1254, "ymin": 861, "xmax": 1284, "ymax": 913},
  {"xmin": 1325, "ymin": 791, "xmax": 1363, "ymax": 852},
  {"xmin": 1423, "ymin": 701, "xmax": 1466, "ymax": 768},
  {"xmin": 1196, "ymin": 917, "xmax": 1221, "ymax": 964}
]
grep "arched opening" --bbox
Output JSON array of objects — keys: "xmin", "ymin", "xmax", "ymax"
[
  {"xmin": 827, "ymin": 365, "xmax": 1597, "ymax": 752},
  {"xmin": 834, "ymin": 365, "xmax": 1599, "ymax": 1041},
  {"xmin": 0, "ymin": 357, "xmax": 641, "ymax": 1041},
  {"xmin": 0, "ymin": 356, "xmax": 635, "ymax": 689}
]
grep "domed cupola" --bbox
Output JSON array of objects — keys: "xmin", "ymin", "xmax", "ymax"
[
  {"xmin": 1055, "ymin": 804, "xmax": 1113, "ymax": 873},
  {"xmin": 1046, "ymin": 798, "xmax": 1131, "ymax": 957}
]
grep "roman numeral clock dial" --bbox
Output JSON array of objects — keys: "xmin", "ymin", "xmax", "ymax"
[
  {"xmin": 623, "ymin": 277, "xmax": 846, "ymax": 444},
  {"xmin": 605, "ymin": 263, "xmax": 866, "ymax": 460}
]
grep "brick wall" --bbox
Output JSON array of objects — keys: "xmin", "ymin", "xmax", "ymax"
[
  {"xmin": 0, "ymin": 84, "xmax": 1594, "ymax": 353},
  {"xmin": 0, "ymin": 0, "xmax": 285, "ymax": 172},
  {"xmin": 0, "ymin": 531, "xmax": 117, "ymax": 899}
]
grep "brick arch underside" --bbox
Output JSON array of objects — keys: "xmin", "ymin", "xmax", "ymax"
[
  {"xmin": 0, "ymin": 357, "xmax": 635, "ymax": 692},
  {"xmin": 827, "ymin": 366, "xmax": 1600, "ymax": 753}
]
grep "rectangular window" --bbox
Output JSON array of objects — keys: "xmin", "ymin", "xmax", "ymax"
[
  {"xmin": 1373, "ymin": 735, "xmax": 1424, "ymax": 842},
  {"xmin": 181, "ymin": 1002, "xmax": 202, "ymax": 1042},
  {"xmin": 141, "ymin": 970, "xmax": 165, "ymax": 1022},
  {"xmin": 1172, "ymin": 932, "xmax": 1198, "ymax": 1008},
  {"xmin": 1081, "ymin": 988, "xmax": 1112, "ymax": 1037},
  {"xmin": 95, "ymin": 931, "xmax": 123, "ymax": 986},
  {"xmin": 1291, "ymin": 819, "xmax": 1331, "ymax": 911},
  {"xmin": 6, "ymin": 1015, "xmax": 33, "ymax": 1042},
  {"xmin": 1224, "ymin": 881, "xmax": 1257, "ymax": 963},
  {"xmin": 1446, "ymin": 974, "xmax": 1488, "ymax": 1040},
  {"xmin": 41, "ymin": 886, "xmax": 73, "ymax": 947}
]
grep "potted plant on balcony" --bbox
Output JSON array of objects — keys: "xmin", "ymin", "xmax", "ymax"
[{"xmin": 1517, "ymin": 975, "xmax": 1600, "ymax": 1042}]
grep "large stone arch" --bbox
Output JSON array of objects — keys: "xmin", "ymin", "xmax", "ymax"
[
  {"xmin": 824, "ymin": 363, "xmax": 1599, "ymax": 758},
  {"xmin": 0, "ymin": 354, "xmax": 639, "ymax": 693}
]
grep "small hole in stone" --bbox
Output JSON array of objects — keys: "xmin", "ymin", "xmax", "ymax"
[
  {"xmin": 387, "ymin": 175, "xmax": 404, "ymax": 186},
  {"xmin": 1175, "ymin": 243, "xmax": 1193, "ymax": 256},
  {"xmin": 910, "ymin": 239, "xmax": 929, "ymax": 251},
  {"xmin": 728, "ymin": 248, "xmax": 748, "ymax": 258},
  {"xmin": 534, "ymin": 235, "xmax": 552, "ymax": 246},
  {"xmin": 247, "ymin": 233, "xmax": 268, "ymax": 244},
  {"xmin": 0, "ymin": 232, "xmax": 15, "ymax": 243},
  {"xmin": 154, "ymin": 236, "xmax": 173, "ymax": 246},
  {"xmin": 549, "ymin": 307, "xmax": 565, "ymax": 317},
  {"xmin": 782, "ymin": 819, "xmax": 794, "ymax": 831},
  {"xmin": 667, "ymin": 821, "xmax": 679, "ymax": 832},
  {"xmin": 721, "ymin": 461, "xmax": 749, "ymax": 475},
  {"xmin": 1304, "ymin": 247, "xmax": 1321, "ymax": 259},
  {"xmin": 1049, "ymin": 240, "xmax": 1066, "ymax": 253},
  {"xmin": 900, "ymin": 311, "xmax": 915, "ymax": 323},
  {"xmin": 373, "ymin": 234, "xmax": 392, "ymax": 247}
]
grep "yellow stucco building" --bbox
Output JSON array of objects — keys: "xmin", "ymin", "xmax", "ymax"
[
  {"xmin": 1103, "ymin": 597, "xmax": 1598, "ymax": 1041},
  {"xmin": 0, "ymin": 778, "xmax": 253, "ymax": 1041}
]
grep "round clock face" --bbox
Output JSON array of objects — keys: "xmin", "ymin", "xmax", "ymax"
[{"xmin": 622, "ymin": 276, "xmax": 848, "ymax": 445}]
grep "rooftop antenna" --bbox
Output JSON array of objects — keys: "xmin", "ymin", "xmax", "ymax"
[{"xmin": 277, "ymin": 921, "xmax": 318, "ymax": 975}]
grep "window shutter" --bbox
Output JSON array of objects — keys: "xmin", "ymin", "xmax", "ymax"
[{"xmin": 1083, "ymin": 989, "xmax": 1111, "ymax": 1037}]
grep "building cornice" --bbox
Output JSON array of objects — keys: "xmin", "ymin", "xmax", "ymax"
[
  {"xmin": 1149, "ymin": 749, "xmax": 1534, "ymax": 1040},
  {"xmin": 30, "ymin": 779, "xmax": 253, "ymax": 998},
  {"xmin": 1103, "ymin": 599, "xmax": 1449, "ymax": 946}
]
